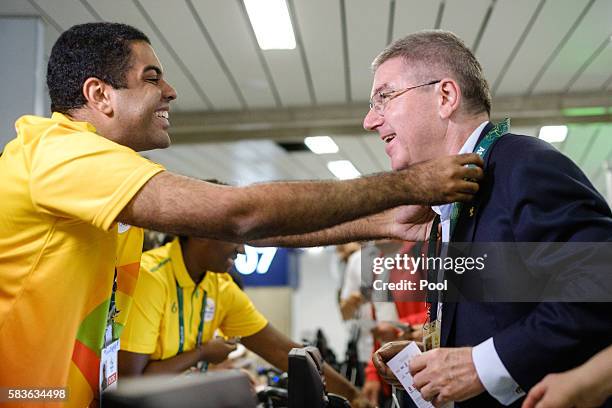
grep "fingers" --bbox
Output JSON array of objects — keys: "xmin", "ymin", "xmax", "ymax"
[
  {"xmin": 455, "ymin": 180, "xmax": 480, "ymax": 194},
  {"xmin": 419, "ymin": 383, "xmax": 437, "ymax": 402},
  {"xmin": 455, "ymin": 153, "xmax": 484, "ymax": 168},
  {"xmin": 460, "ymin": 165, "xmax": 484, "ymax": 181},
  {"xmin": 522, "ymin": 383, "xmax": 546, "ymax": 408},
  {"xmin": 408, "ymin": 353, "xmax": 428, "ymax": 376}
]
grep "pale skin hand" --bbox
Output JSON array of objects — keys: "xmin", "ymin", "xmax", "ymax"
[
  {"xmin": 410, "ymin": 347, "xmax": 485, "ymax": 406},
  {"xmin": 373, "ymin": 342, "xmax": 485, "ymax": 407},
  {"xmin": 522, "ymin": 345, "xmax": 612, "ymax": 408}
]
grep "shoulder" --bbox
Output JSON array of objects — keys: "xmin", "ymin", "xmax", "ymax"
[
  {"xmin": 213, "ymin": 272, "xmax": 239, "ymax": 290},
  {"xmin": 140, "ymin": 246, "xmax": 173, "ymax": 285},
  {"xmin": 488, "ymin": 133, "xmax": 581, "ymax": 179},
  {"xmin": 491, "ymin": 133, "xmax": 561, "ymax": 161}
]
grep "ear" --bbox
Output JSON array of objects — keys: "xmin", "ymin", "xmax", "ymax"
[
  {"xmin": 437, "ymin": 78, "xmax": 461, "ymax": 119},
  {"xmin": 82, "ymin": 77, "xmax": 114, "ymax": 115}
]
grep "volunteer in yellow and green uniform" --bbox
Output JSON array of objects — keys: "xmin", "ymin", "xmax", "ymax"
[
  {"xmin": 0, "ymin": 109, "xmax": 163, "ymax": 407},
  {"xmin": 119, "ymin": 236, "xmax": 371, "ymax": 407},
  {"xmin": 119, "ymin": 236, "xmax": 263, "ymax": 369}
]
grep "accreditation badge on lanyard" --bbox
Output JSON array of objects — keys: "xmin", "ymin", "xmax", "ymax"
[
  {"xmin": 100, "ymin": 271, "xmax": 120, "ymax": 397},
  {"xmin": 422, "ymin": 119, "xmax": 510, "ymax": 352}
]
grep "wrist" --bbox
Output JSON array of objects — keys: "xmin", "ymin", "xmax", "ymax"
[
  {"xmin": 367, "ymin": 210, "xmax": 394, "ymax": 239},
  {"xmin": 399, "ymin": 166, "xmax": 426, "ymax": 204},
  {"xmin": 197, "ymin": 344, "xmax": 209, "ymax": 360},
  {"xmin": 573, "ymin": 365, "xmax": 607, "ymax": 401}
]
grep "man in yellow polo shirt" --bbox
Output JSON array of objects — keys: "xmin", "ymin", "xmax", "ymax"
[
  {"xmin": 0, "ymin": 21, "xmax": 482, "ymax": 406},
  {"xmin": 119, "ymin": 236, "xmax": 371, "ymax": 407}
]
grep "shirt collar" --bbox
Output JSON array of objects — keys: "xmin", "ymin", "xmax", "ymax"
[
  {"xmin": 51, "ymin": 112, "xmax": 98, "ymax": 133},
  {"xmin": 432, "ymin": 121, "xmax": 489, "ymax": 221},
  {"xmin": 169, "ymin": 238, "xmax": 196, "ymax": 288}
]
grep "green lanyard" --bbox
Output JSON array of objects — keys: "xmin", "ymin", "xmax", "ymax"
[
  {"xmin": 175, "ymin": 280, "xmax": 208, "ymax": 354},
  {"xmin": 425, "ymin": 119, "xmax": 509, "ymax": 316},
  {"xmin": 448, "ymin": 118, "xmax": 510, "ymax": 238}
]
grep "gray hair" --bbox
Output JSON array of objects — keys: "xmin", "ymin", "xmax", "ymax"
[{"xmin": 372, "ymin": 30, "xmax": 491, "ymax": 115}]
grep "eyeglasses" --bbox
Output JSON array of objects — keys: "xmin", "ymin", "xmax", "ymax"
[{"xmin": 368, "ymin": 80, "xmax": 441, "ymax": 115}]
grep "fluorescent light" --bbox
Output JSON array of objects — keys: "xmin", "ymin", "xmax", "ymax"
[
  {"xmin": 304, "ymin": 136, "xmax": 339, "ymax": 154},
  {"xmin": 327, "ymin": 160, "xmax": 361, "ymax": 180},
  {"xmin": 562, "ymin": 107, "xmax": 607, "ymax": 117},
  {"xmin": 538, "ymin": 125, "xmax": 568, "ymax": 143},
  {"xmin": 244, "ymin": 0, "xmax": 296, "ymax": 50}
]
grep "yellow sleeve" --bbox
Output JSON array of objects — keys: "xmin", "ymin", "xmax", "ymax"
[
  {"xmin": 120, "ymin": 264, "xmax": 166, "ymax": 354},
  {"xmin": 218, "ymin": 279, "xmax": 268, "ymax": 338},
  {"xmin": 30, "ymin": 130, "xmax": 164, "ymax": 231}
]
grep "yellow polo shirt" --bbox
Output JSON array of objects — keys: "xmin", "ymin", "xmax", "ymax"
[
  {"xmin": 0, "ymin": 113, "xmax": 163, "ymax": 407},
  {"xmin": 121, "ymin": 239, "xmax": 267, "ymax": 360}
]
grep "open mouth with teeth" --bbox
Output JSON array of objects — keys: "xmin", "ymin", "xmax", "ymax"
[
  {"xmin": 154, "ymin": 110, "xmax": 170, "ymax": 128},
  {"xmin": 383, "ymin": 134, "xmax": 395, "ymax": 143},
  {"xmin": 155, "ymin": 111, "xmax": 169, "ymax": 120}
]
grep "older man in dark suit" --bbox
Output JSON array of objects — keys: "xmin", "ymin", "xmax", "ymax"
[{"xmin": 365, "ymin": 30, "xmax": 612, "ymax": 408}]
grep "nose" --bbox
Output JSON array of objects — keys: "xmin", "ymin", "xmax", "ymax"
[
  {"xmin": 162, "ymin": 79, "xmax": 177, "ymax": 102},
  {"xmin": 363, "ymin": 107, "xmax": 383, "ymax": 131}
]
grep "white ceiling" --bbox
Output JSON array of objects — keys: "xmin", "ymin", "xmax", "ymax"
[{"xmin": 1, "ymin": 0, "xmax": 611, "ymax": 196}]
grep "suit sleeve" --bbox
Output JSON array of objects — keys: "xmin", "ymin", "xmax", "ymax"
[{"xmin": 491, "ymin": 137, "xmax": 612, "ymax": 390}]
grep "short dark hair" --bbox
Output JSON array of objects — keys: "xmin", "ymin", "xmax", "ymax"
[
  {"xmin": 373, "ymin": 30, "xmax": 491, "ymax": 116},
  {"xmin": 47, "ymin": 22, "xmax": 150, "ymax": 114}
]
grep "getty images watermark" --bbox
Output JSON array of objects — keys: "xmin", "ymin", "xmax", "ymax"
[
  {"xmin": 360, "ymin": 242, "xmax": 612, "ymax": 302},
  {"xmin": 371, "ymin": 252, "xmax": 487, "ymax": 292}
]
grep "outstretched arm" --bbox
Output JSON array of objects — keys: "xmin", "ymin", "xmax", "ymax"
[
  {"xmin": 118, "ymin": 154, "xmax": 482, "ymax": 242},
  {"xmin": 248, "ymin": 205, "xmax": 435, "ymax": 247}
]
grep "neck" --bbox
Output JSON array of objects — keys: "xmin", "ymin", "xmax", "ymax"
[
  {"xmin": 66, "ymin": 109, "xmax": 123, "ymax": 145},
  {"xmin": 442, "ymin": 113, "xmax": 489, "ymax": 155},
  {"xmin": 182, "ymin": 248, "xmax": 207, "ymax": 283}
]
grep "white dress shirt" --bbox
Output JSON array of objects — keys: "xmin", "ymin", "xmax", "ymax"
[{"xmin": 432, "ymin": 121, "xmax": 525, "ymax": 405}]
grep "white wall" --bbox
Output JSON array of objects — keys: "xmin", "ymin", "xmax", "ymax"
[
  {"xmin": 291, "ymin": 248, "xmax": 349, "ymax": 360},
  {"xmin": 244, "ymin": 286, "xmax": 292, "ymax": 337},
  {"xmin": 0, "ymin": 17, "xmax": 45, "ymax": 149}
]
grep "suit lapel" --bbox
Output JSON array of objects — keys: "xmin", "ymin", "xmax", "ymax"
[{"xmin": 441, "ymin": 122, "xmax": 494, "ymax": 346}]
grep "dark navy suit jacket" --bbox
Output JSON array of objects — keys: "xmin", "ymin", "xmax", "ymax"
[{"xmin": 439, "ymin": 123, "xmax": 612, "ymax": 407}]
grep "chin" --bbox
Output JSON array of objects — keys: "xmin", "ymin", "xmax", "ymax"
[
  {"xmin": 140, "ymin": 134, "xmax": 171, "ymax": 152},
  {"xmin": 391, "ymin": 159, "xmax": 410, "ymax": 171}
]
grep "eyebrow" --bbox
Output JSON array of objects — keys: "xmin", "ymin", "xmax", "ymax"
[
  {"xmin": 142, "ymin": 65, "xmax": 162, "ymax": 76},
  {"xmin": 371, "ymin": 83, "xmax": 392, "ymax": 98}
]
